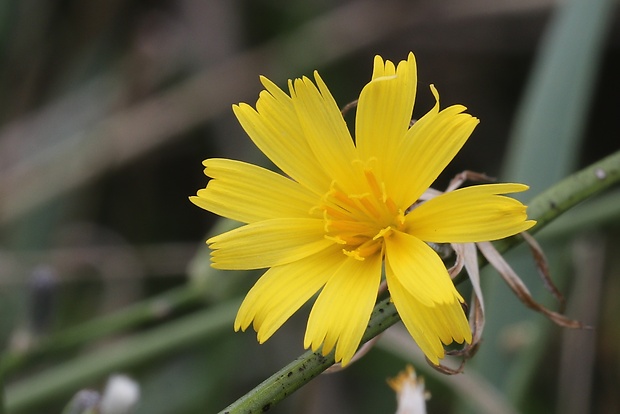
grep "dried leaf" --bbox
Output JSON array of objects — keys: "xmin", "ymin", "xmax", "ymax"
[
  {"xmin": 521, "ymin": 231, "xmax": 566, "ymax": 312},
  {"xmin": 477, "ymin": 241, "xmax": 586, "ymax": 329},
  {"xmin": 450, "ymin": 242, "xmax": 486, "ymax": 351},
  {"xmin": 445, "ymin": 170, "xmax": 495, "ymax": 192},
  {"xmin": 340, "ymin": 99, "xmax": 358, "ymax": 116},
  {"xmin": 427, "ymin": 357, "xmax": 466, "ymax": 375}
]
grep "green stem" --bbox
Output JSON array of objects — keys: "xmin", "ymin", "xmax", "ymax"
[
  {"xmin": 0, "ymin": 368, "xmax": 5, "ymax": 414},
  {"xmin": 496, "ymin": 148, "xmax": 620, "ymax": 252},
  {"xmin": 1, "ymin": 217, "xmax": 240, "ymax": 380},
  {"xmin": 529, "ymin": 150, "xmax": 619, "ymax": 227},
  {"xmin": 219, "ymin": 149, "xmax": 620, "ymax": 413},
  {"xmin": 0, "ymin": 285, "xmax": 205, "ymax": 377},
  {"xmin": 219, "ymin": 298, "xmax": 400, "ymax": 414},
  {"xmin": 5, "ymin": 298, "xmax": 241, "ymax": 413}
]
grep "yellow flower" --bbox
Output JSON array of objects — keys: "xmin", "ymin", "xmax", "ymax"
[{"xmin": 191, "ymin": 52, "xmax": 535, "ymax": 366}]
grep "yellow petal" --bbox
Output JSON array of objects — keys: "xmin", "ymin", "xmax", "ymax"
[
  {"xmin": 386, "ymin": 267, "xmax": 471, "ymax": 364},
  {"xmin": 234, "ymin": 246, "xmax": 344, "ymax": 342},
  {"xmin": 208, "ymin": 218, "xmax": 332, "ymax": 269},
  {"xmin": 190, "ymin": 159, "xmax": 320, "ymax": 223},
  {"xmin": 406, "ymin": 184, "xmax": 536, "ymax": 243},
  {"xmin": 391, "ymin": 86, "xmax": 479, "ymax": 208},
  {"xmin": 384, "ymin": 230, "xmax": 460, "ymax": 306},
  {"xmin": 356, "ymin": 53, "xmax": 417, "ymax": 184},
  {"xmin": 304, "ymin": 253, "xmax": 382, "ymax": 366},
  {"xmin": 386, "ymin": 273, "xmax": 444, "ymax": 362},
  {"xmin": 291, "ymin": 73, "xmax": 359, "ymax": 192},
  {"xmin": 232, "ymin": 77, "xmax": 331, "ymax": 195}
]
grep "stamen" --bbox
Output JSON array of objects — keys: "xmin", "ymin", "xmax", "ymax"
[
  {"xmin": 385, "ymin": 197, "xmax": 399, "ymax": 216},
  {"xmin": 358, "ymin": 244, "xmax": 381, "ymax": 257},
  {"xmin": 325, "ymin": 235, "xmax": 347, "ymax": 245},
  {"xmin": 355, "ymin": 195, "xmax": 381, "ymax": 220},
  {"xmin": 373, "ymin": 226, "xmax": 393, "ymax": 240},
  {"xmin": 323, "ymin": 206, "xmax": 351, "ymax": 221},
  {"xmin": 331, "ymin": 190, "xmax": 352, "ymax": 207},
  {"xmin": 343, "ymin": 241, "xmax": 382, "ymax": 260},
  {"xmin": 339, "ymin": 235, "xmax": 370, "ymax": 245},
  {"xmin": 319, "ymin": 161, "xmax": 406, "ymax": 260},
  {"xmin": 364, "ymin": 169, "xmax": 383, "ymax": 200},
  {"xmin": 343, "ymin": 249, "xmax": 365, "ymax": 261}
]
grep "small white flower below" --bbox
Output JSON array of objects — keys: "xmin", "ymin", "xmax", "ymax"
[
  {"xmin": 99, "ymin": 374, "xmax": 140, "ymax": 414},
  {"xmin": 388, "ymin": 365, "xmax": 430, "ymax": 414}
]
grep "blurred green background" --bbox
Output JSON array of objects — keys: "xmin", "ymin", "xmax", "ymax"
[{"xmin": 1, "ymin": 0, "xmax": 619, "ymax": 413}]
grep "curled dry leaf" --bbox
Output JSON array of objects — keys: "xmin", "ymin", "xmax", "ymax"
[
  {"xmin": 447, "ymin": 242, "xmax": 485, "ymax": 364},
  {"xmin": 427, "ymin": 356, "xmax": 467, "ymax": 375},
  {"xmin": 477, "ymin": 241, "xmax": 586, "ymax": 329},
  {"xmin": 521, "ymin": 231, "xmax": 566, "ymax": 312}
]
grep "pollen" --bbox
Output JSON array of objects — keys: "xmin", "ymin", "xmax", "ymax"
[{"xmin": 319, "ymin": 166, "xmax": 405, "ymax": 260}]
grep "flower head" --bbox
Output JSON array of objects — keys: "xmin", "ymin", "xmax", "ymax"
[
  {"xmin": 191, "ymin": 52, "xmax": 535, "ymax": 366},
  {"xmin": 388, "ymin": 365, "xmax": 429, "ymax": 414}
]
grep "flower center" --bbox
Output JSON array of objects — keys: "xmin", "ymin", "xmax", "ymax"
[{"xmin": 317, "ymin": 162, "xmax": 405, "ymax": 260}]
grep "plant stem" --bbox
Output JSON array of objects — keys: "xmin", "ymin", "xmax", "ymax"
[
  {"xmin": 5, "ymin": 298, "xmax": 241, "ymax": 413},
  {"xmin": 218, "ymin": 298, "xmax": 399, "ymax": 414},
  {"xmin": 496, "ymin": 148, "xmax": 620, "ymax": 253},
  {"xmin": 218, "ymin": 149, "xmax": 620, "ymax": 413},
  {"xmin": 0, "ymin": 285, "xmax": 205, "ymax": 378},
  {"xmin": 0, "ymin": 370, "xmax": 5, "ymax": 414}
]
